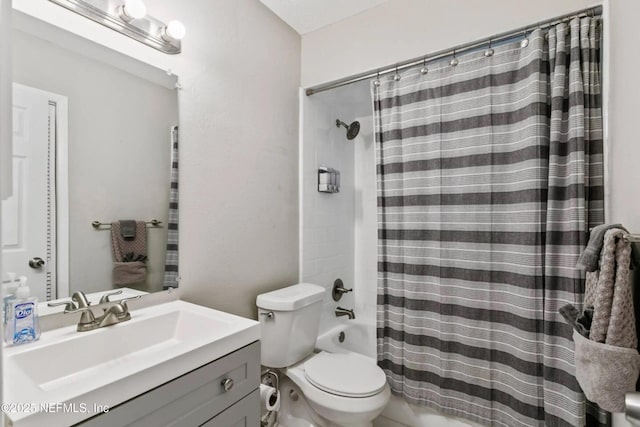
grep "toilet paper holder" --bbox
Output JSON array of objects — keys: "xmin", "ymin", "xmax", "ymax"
[
  {"xmin": 261, "ymin": 370, "xmax": 280, "ymax": 427},
  {"xmin": 262, "ymin": 369, "xmax": 279, "ymax": 390}
]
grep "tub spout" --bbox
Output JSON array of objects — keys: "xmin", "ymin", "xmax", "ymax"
[{"xmin": 335, "ymin": 307, "xmax": 356, "ymax": 320}]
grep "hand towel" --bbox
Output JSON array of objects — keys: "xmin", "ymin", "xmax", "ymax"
[
  {"xmin": 576, "ymin": 223, "xmax": 628, "ymax": 271},
  {"xmin": 111, "ymin": 221, "xmax": 147, "ymax": 262},
  {"xmin": 559, "ymin": 304, "xmax": 593, "ymax": 338},
  {"xmin": 587, "ymin": 228, "xmax": 636, "ymax": 348},
  {"xmin": 571, "ymin": 227, "xmax": 639, "ymax": 413},
  {"xmin": 573, "ymin": 330, "xmax": 640, "ymax": 413},
  {"xmin": 113, "ymin": 261, "xmax": 146, "ymax": 286},
  {"xmin": 119, "ymin": 219, "xmax": 137, "ymax": 239},
  {"xmin": 111, "ymin": 221, "xmax": 147, "ymax": 286}
]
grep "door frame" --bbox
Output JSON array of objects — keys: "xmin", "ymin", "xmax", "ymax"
[{"xmin": 12, "ymin": 83, "xmax": 69, "ymax": 299}]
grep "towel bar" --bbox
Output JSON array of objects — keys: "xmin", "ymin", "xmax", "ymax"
[
  {"xmin": 91, "ymin": 219, "xmax": 163, "ymax": 229},
  {"xmin": 626, "ymin": 234, "xmax": 640, "ymax": 243}
]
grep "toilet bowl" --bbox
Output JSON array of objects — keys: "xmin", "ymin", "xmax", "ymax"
[
  {"xmin": 285, "ymin": 351, "xmax": 391, "ymax": 426},
  {"xmin": 256, "ymin": 283, "xmax": 390, "ymax": 426}
]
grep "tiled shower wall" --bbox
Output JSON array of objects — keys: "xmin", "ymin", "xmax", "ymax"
[{"xmin": 300, "ymin": 80, "xmax": 374, "ymax": 331}]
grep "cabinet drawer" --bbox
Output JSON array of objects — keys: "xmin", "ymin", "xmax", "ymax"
[
  {"xmin": 76, "ymin": 341, "xmax": 260, "ymax": 427},
  {"xmin": 200, "ymin": 389, "xmax": 259, "ymax": 427}
]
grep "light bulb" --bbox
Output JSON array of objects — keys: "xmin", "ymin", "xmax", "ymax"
[
  {"xmin": 119, "ymin": 0, "xmax": 146, "ymax": 21},
  {"xmin": 161, "ymin": 20, "xmax": 186, "ymax": 41}
]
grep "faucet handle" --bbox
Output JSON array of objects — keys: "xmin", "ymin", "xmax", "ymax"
[
  {"xmin": 48, "ymin": 300, "xmax": 78, "ymax": 311},
  {"xmin": 71, "ymin": 291, "xmax": 91, "ymax": 308},
  {"xmin": 99, "ymin": 290, "xmax": 124, "ymax": 304},
  {"xmin": 332, "ymin": 279, "xmax": 353, "ymax": 301},
  {"xmin": 116, "ymin": 295, "xmax": 142, "ymax": 313}
]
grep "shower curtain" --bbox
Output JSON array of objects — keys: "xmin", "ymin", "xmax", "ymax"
[
  {"xmin": 375, "ymin": 17, "xmax": 603, "ymax": 427},
  {"xmin": 163, "ymin": 125, "xmax": 179, "ymax": 289}
]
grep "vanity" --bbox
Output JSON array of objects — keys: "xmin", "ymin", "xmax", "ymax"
[{"xmin": 3, "ymin": 301, "xmax": 260, "ymax": 427}]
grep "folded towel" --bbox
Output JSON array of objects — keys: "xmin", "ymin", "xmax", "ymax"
[
  {"xmin": 573, "ymin": 330, "xmax": 640, "ymax": 412},
  {"xmin": 111, "ymin": 221, "xmax": 147, "ymax": 262},
  {"xmin": 113, "ymin": 261, "xmax": 146, "ymax": 286},
  {"xmin": 559, "ymin": 304, "xmax": 593, "ymax": 338},
  {"xmin": 576, "ymin": 223, "xmax": 628, "ymax": 271},
  {"xmin": 119, "ymin": 219, "xmax": 137, "ymax": 239},
  {"xmin": 587, "ymin": 228, "xmax": 636, "ymax": 348}
]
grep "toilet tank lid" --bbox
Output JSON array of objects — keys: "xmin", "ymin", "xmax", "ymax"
[{"xmin": 256, "ymin": 283, "xmax": 325, "ymax": 311}]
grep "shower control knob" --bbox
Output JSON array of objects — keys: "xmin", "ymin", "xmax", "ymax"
[{"xmin": 221, "ymin": 378, "xmax": 234, "ymax": 392}]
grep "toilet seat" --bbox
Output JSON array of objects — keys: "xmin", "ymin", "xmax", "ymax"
[{"xmin": 303, "ymin": 351, "xmax": 387, "ymax": 398}]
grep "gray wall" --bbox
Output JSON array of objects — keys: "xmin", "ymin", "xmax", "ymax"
[{"xmin": 12, "ymin": 29, "xmax": 178, "ymax": 295}]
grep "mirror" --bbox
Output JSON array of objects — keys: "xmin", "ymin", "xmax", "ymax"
[{"xmin": 2, "ymin": 12, "xmax": 179, "ymax": 310}]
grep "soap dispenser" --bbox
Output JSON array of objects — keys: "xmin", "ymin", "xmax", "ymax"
[
  {"xmin": 3, "ymin": 272, "xmax": 18, "ymax": 325},
  {"xmin": 5, "ymin": 276, "xmax": 41, "ymax": 345}
]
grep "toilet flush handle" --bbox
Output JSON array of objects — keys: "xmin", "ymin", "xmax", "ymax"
[{"xmin": 260, "ymin": 311, "xmax": 275, "ymax": 319}]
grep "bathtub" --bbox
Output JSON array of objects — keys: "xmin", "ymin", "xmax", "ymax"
[
  {"xmin": 315, "ymin": 321, "xmax": 481, "ymax": 427},
  {"xmin": 315, "ymin": 319, "xmax": 376, "ymax": 358}
]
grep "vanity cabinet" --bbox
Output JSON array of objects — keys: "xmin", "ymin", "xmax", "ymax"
[{"xmin": 75, "ymin": 341, "xmax": 260, "ymax": 427}]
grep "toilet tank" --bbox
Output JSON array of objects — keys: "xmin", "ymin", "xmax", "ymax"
[{"xmin": 256, "ymin": 283, "xmax": 325, "ymax": 368}]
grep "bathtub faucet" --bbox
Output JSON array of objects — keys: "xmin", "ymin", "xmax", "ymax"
[{"xmin": 335, "ymin": 307, "xmax": 356, "ymax": 320}]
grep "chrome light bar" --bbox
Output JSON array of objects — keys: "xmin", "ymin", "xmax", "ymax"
[{"xmin": 47, "ymin": 0, "xmax": 182, "ymax": 54}]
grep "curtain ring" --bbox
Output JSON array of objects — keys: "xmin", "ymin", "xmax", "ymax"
[
  {"xmin": 450, "ymin": 49, "xmax": 459, "ymax": 67},
  {"xmin": 373, "ymin": 71, "xmax": 381, "ymax": 87},
  {"xmin": 420, "ymin": 57, "xmax": 429, "ymax": 75},
  {"xmin": 520, "ymin": 30, "xmax": 529, "ymax": 48},
  {"xmin": 484, "ymin": 39, "xmax": 494, "ymax": 57},
  {"xmin": 393, "ymin": 66, "xmax": 401, "ymax": 81}
]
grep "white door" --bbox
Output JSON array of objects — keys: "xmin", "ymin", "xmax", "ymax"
[{"xmin": 2, "ymin": 84, "xmax": 56, "ymax": 302}]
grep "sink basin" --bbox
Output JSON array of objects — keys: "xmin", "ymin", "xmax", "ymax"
[{"xmin": 3, "ymin": 300, "xmax": 260, "ymax": 427}]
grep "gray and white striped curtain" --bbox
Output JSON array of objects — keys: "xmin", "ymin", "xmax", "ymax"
[
  {"xmin": 375, "ymin": 17, "xmax": 603, "ymax": 427},
  {"xmin": 163, "ymin": 125, "xmax": 179, "ymax": 289}
]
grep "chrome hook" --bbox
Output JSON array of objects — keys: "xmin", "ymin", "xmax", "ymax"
[
  {"xmin": 393, "ymin": 66, "xmax": 401, "ymax": 81},
  {"xmin": 450, "ymin": 49, "xmax": 459, "ymax": 67},
  {"xmin": 420, "ymin": 57, "xmax": 429, "ymax": 74},
  {"xmin": 373, "ymin": 71, "xmax": 381, "ymax": 87},
  {"xmin": 520, "ymin": 30, "xmax": 529, "ymax": 48},
  {"xmin": 484, "ymin": 39, "xmax": 494, "ymax": 57}
]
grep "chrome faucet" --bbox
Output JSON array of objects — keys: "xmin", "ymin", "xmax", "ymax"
[
  {"xmin": 64, "ymin": 295, "xmax": 140, "ymax": 332},
  {"xmin": 335, "ymin": 307, "xmax": 356, "ymax": 320}
]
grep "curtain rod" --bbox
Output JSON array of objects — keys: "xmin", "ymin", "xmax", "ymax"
[{"xmin": 305, "ymin": 5, "xmax": 603, "ymax": 96}]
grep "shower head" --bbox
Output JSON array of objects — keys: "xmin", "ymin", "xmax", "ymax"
[{"xmin": 336, "ymin": 119, "xmax": 360, "ymax": 140}]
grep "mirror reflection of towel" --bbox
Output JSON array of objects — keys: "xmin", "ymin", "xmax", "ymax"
[
  {"xmin": 111, "ymin": 221, "xmax": 147, "ymax": 286},
  {"xmin": 113, "ymin": 261, "xmax": 146, "ymax": 286},
  {"xmin": 119, "ymin": 219, "xmax": 137, "ymax": 239},
  {"xmin": 111, "ymin": 221, "xmax": 147, "ymax": 262}
]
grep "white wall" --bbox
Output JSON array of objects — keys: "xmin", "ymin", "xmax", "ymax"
[
  {"xmin": 11, "ymin": 0, "xmax": 302, "ymax": 318},
  {"xmin": 12, "ymin": 29, "xmax": 178, "ymax": 295},
  {"xmin": 301, "ymin": 0, "xmax": 592, "ymax": 87}
]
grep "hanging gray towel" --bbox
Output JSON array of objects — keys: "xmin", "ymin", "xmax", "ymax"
[
  {"xmin": 119, "ymin": 219, "xmax": 137, "ymax": 239},
  {"xmin": 574, "ymin": 330, "xmax": 640, "ymax": 412},
  {"xmin": 573, "ymin": 227, "xmax": 639, "ymax": 412},
  {"xmin": 111, "ymin": 221, "xmax": 147, "ymax": 286},
  {"xmin": 587, "ymin": 228, "xmax": 636, "ymax": 347},
  {"xmin": 576, "ymin": 223, "xmax": 627, "ymax": 271},
  {"xmin": 113, "ymin": 261, "xmax": 146, "ymax": 286}
]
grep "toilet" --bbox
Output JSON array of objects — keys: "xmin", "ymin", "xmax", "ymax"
[{"xmin": 256, "ymin": 283, "xmax": 390, "ymax": 427}]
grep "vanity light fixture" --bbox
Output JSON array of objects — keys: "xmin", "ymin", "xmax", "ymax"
[
  {"xmin": 160, "ymin": 20, "xmax": 186, "ymax": 42},
  {"xmin": 117, "ymin": 0, "xmax": 147, "ymax": 22},
  {"xmin": 48, "ymin": 0, "xmax": 184, "ymax": 54}
]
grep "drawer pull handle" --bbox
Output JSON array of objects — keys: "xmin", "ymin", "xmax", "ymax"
[{"xmin": 221, "ymin": 378, "xmax": 234, "ymax": 392}]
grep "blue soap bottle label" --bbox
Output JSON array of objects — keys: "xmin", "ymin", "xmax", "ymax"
[{"xmin": 12, "ymin": 302, "xmax": 37, "ymax": 344}]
